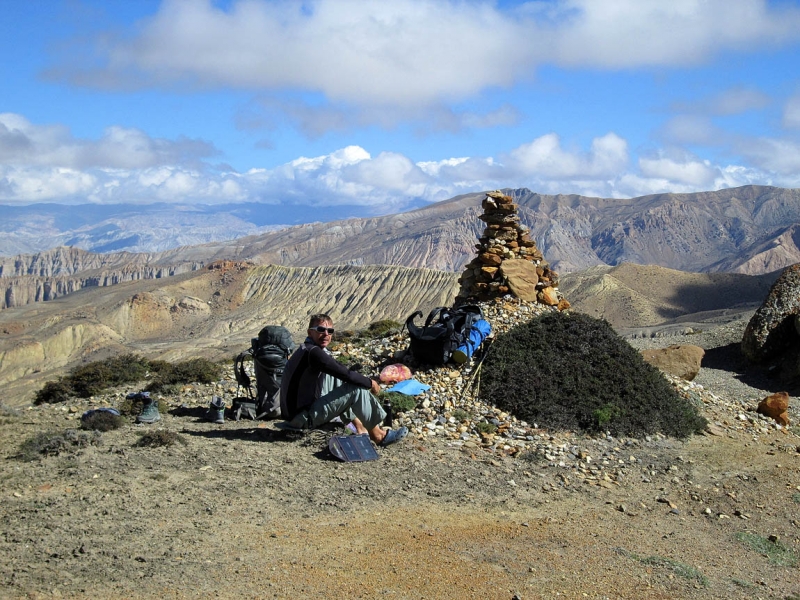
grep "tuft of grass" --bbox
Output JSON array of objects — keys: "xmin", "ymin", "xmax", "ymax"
[
  {"xmin": 735, "ymin": 532, "xmax": 798, "ymax": 567},
  {"xmin": 379, "ymin": 391, "xmax": 416, "ymax": 413},
  {"xmin": 18, "ymin": 429, "xmax": 102, "ymax": 461},
  {"xmin": 80, "ymin": 411, "xmax": 125, "ymax": 432},
  {"xmin": 475, "ymin": 421, "xmax": 497, "ymax": 435},
  {"xmin": 364, "ymin": 319, "xmax": 402, "ymax": 339},
  {"xmin": 619, "ymin": 549, "xmax": 708, "ymax": 586},
  {"xmin": 135, "ymin": 430, "xmax": 185, "ymax": 448},
  {"xmin": 479, "ymin": 312, "xmax": 707, "ymax": 438},
  {"xmin": 451, "ymin": 408, "xmax": 471, "ymax": 422}
]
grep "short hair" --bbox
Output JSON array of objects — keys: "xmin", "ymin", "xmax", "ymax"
[{"xmin": 308, "ymin": 313, "xmax": 333, "ymax": 328}]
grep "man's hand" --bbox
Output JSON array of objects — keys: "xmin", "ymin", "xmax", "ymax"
[{"xmin": 370, "ymin": 379, "xmax": 381, "ymax": 395}]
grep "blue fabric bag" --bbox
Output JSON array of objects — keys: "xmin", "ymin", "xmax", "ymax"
[
  {"xmin": 386, "ymin": 379, "xmax": 431, "ymax": 395},
  {"xmin": 451, "ymin": 319, "xmax": 492, "ymax": 364}
]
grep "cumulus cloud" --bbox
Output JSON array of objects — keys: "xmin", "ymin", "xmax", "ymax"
[
  {"xmin": 639, "ymin": 154, "xmax": 718, "ymax": 187},
  {"xmin": 0, "ymin": 113, "xmax": 217, "ymax": 169},
  {"xmin": 50, "ymin": 0, "xmax": 800, "ymax": 112},
  {"xmin": 504, "ymin": 132, "xmax": 628, "ymax": 179}
]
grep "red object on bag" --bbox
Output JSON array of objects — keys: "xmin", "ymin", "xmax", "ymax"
[{"xmin": 379, "ymin": 363, "xmax": 412, "ymax": 384}]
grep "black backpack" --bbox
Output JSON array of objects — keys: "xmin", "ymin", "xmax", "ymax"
[
  {"xmin": 233, "ymin": 325, "xmax": 295, "ymax": 420},
  {"xmin": 405, "ymin": 305, "xmax": 483, "ymax": 365}
]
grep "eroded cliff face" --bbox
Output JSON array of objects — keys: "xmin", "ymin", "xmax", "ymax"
[
  {"xmin": 0, "ymin": 247, "xmax": 205, "ymax": 309},
  {"xmin": 0, "ymin": 262, "xmax": 461, "ymax": 406}
]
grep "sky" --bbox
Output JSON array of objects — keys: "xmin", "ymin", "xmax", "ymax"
[{"xmin": 2, "ymin": 0, "xmax": 800, "ymax": 219}]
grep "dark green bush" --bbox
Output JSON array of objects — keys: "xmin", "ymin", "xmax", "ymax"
[
  {"xmin": 380, "ymin": 391, "xmax": 416, "ymax": 413},
  {"xmin": 479, "ymin": 312, "xmax": 707, "ymax": 438},
  {"xmin": 35, "ymin": 355, "xmax": 223, "ymax": 402},
  {"xmin": 70, "ymin": 354, "xmax": 151, "ymax": 398},
  {"xmin": 34, "ymin": 378, "xmax": 73, "ymax": 405},
  {"xmin": 144, "ymin": 358, "xmax": 222, "ymax": 392}
]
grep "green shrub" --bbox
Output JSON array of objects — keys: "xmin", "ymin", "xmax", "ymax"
[
  {"xmin": 70, "ymin": 354, "xmax": 151, "ymax": 398},
  {"xmin": 34, "ymin": 378, "xmax": 73, "ymax": 405},
  {"xmin": 478, "ymin": 312, "xmax": 707, "ymax": 438},
  {"xmin": 475, "ymin": 421, "xmax": 497, "ymax": 434},
  {"xmin": 380, "ymin": 391, "xmax": 416, "ymax": 413},
  {"xmin": 145, "ymin": 358, "xmax": 222, "ymax": 392},
  {"xmin": 452, "ymin": 409, "xmax": 471, "ymax": 422},
  {"xmin": 365, "ymin": 319, "xmax": 402, "ymax": 339}
]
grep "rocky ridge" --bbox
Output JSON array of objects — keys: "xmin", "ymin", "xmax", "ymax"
[{"xmin": 3, "ymin": 185, "xmax": 800, "ymax": 312}]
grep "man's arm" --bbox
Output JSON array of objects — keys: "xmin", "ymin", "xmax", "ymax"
[{"xmin": 307, "ymin": 345, "xmax": 373, "ymax": 389}]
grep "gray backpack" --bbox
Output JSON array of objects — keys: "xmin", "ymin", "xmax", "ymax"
[{"xmin": 233, "ymin": 325, "xmax": 295, "ymax": 420}]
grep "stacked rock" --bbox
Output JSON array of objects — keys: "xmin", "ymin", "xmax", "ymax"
[{"xmin": 455, "ymin": 191, "xmax": 569, "ymax": 310}]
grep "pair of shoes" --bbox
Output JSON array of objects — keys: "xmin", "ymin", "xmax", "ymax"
[
  {"xmin": 135, "ymin": 393, "xmax": 161, "ymax": 424},
  {"xmin": 206, "ymin": 396, "xmax": 225, "ymax": 424},
  {"xmin": 380, "ymin": 426, "xmax": 408, "ymax": 447},
  {"xmin": 277, "ymin": 411, "xmax": 311, "ymax": 431}
]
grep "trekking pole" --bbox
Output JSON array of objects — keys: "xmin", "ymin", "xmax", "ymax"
[{"xmin": 456, "ymin": 337, "xmax": 493, "ymax": 405}]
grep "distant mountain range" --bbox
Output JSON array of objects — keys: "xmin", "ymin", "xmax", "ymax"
[{"xmin": 1, "ymin": 185, "xmax": 799, "ymax": 310}]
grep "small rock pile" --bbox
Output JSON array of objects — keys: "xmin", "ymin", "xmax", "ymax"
[{"xmin": 455, "ymin": 190, "xmax": 569, "ymax": 310}]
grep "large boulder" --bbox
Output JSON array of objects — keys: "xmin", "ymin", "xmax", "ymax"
[
  {"xmin": 742, "ymin": 264, "xmax": 800, "ymax": 363},
  {"xmin": 640, "ymin": 344, "xmax": 705, "ymax": 381}
]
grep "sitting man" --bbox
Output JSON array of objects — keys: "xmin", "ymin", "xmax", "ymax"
[{"xmin": 280, "ymin": 313, "xmax": 408, "ymax": 447}]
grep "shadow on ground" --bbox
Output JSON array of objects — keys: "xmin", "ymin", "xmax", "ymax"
[{"xmin": 702, "ymin": 342, "xmax": 795, "ymax": 394}]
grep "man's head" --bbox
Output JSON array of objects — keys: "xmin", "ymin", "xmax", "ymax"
[{"xmin": 307, "ymin": 313, "xmax": 334, "ymax": 348}]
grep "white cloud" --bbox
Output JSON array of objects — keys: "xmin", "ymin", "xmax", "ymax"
[
  {"xmin": 783, "ymin": 93, "xmax": 800, "ymax": 129},
  {"xmin": 0, "ymin": 113, "xmax": 217, "ymax": 170},
  {"xmin": 639, "ymin": 155, "xmax": 718, "ymax": 187},
  {"xmin": 735, "ymin": 136, "xmax": 800, "ymax": 174},
  {"xmin": 660, "ymin": 115, "xmax": 721, "ymax": 146},
  {"xmin": 505, "ymin": 132, "xmax": 628, "ymax": 179},
  {"xmin": 51, "ymin": 0, "xmax": 800, "ymax": 112}
]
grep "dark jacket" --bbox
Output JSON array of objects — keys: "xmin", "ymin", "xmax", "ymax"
[{"xmin": 280, "ymin": 340, "xmax": 372, "ymax": 418}]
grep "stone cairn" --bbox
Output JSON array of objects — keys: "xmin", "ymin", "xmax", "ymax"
[{"xmin": 455, "ymin": 190, "xmax": 570, "ymax": 310}]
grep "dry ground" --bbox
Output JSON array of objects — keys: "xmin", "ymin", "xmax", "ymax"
[{"xmin": 1, "ymin": 325, "xmax": 799, "ymax": 600}]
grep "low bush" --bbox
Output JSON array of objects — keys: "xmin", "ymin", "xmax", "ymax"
[
  {"xmin": 478, "ymin": 311, "xmax": 707, "ymax": 438},
  {"xmin": 34, "ymin": 378, "xmax": 73, "ymax": 405},
  {"xmin": 135, "ymin": 431, "xmax": 185, "ymax": 448},
  {"xmin": 70, "ymin": 354, "xmax": 151, "ymax": 398},
  {"xmin": 18, "ymin": 429, "xmax": 102, "ymax": 461},
  {"xmin": 80, "ymin": 411, "xmax": 125, "ymax": 432},
  {"xmin": 34, "ymin": 355, "xmax": 224, "ymax": 402},
  {"xmin": 144, "ymin": 358, "xmax": 222, "ymax": 392},
  {"xmin": 380, "ymin": 391, "xmax": 416, "ymax": 413}
]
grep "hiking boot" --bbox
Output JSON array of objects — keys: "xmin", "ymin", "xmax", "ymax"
[
  {"xmin": 206, "ymin": 396, "xmax": 225, "ymax": 424},
  {"xmin": 277, "ymin": 410, "xmax": 311, "ymax": 431},
  {"xmin": 136, "ymin": 394, "xmax": 161, "ymax": 424}
]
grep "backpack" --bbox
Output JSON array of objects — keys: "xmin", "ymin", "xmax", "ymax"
[
  {"xmin": 233, "ymin": 325, "xmax": 295, "ymax": 420},
  {"xmin": 405, "ymin": 304, "xmax": 484, "ymax": 365}
]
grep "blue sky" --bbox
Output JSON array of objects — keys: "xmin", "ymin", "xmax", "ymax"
[{"xmin": 2, "ymin": 0, "xmax": 800, "ymax": 218}]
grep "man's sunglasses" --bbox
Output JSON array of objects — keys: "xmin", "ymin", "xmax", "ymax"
[{"xmin": 312, "ymin": 326, "xmax": 335, "ymax": 335}]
